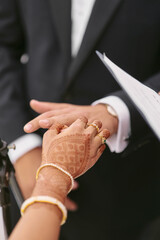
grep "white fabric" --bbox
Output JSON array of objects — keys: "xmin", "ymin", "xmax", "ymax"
[
  {"xmin": 93, "ymin": 96, "xmax": 131, "ymax": 153},
  {"xmin": 8, "ymin": 134, "xmax": 42, "ymax": 165},
  {"xmin": 71, "ymin": 0, "xmax": 96, "ymax": 56}
]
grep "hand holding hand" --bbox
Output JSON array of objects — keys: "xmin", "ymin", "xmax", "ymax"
[
  {"xmin": 34, "ymin": 117, "xmax": 110, "ymax": 204},
  {"xmin": 41, "ymin": 117, "xmax": 110, "ymax": 178},
  {"xmin": 24, "ymin": 100, "xmax": 118, "ymax": 136}
]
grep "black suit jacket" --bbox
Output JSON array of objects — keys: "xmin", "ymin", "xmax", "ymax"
[{"xmin": 0, "ymin": 0, "xmax": 160, "ymax": 239}]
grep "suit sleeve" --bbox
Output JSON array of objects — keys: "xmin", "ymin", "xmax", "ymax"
[
  {"xmin": 0, "ymin": 0, "xmax": 31, "ymax": 143},
  {"xmin": 112, "ymin": 73, "xmax": 160, "ymax": 151}
]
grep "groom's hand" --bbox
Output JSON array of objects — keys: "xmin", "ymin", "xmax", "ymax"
[{"xmin": 24, "ymin": 99, "xmax": 118, "ymax": 135}]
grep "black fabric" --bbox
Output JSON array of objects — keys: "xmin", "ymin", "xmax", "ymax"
[{"xmin": 0, "ymin": 0, "xmax": 160, "ymax": 239}]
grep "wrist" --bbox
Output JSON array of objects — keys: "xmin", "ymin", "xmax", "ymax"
[
  {"xmin": 33, "ymin": 167, "xmax": 71, "ymax": 203},
  {"xmin": 105, "ymin": 104, "xmax": 118, "ymax": 134},
  {"xmin": 97, "ymin": 104, "xmax": 118, "ymax": 135}
]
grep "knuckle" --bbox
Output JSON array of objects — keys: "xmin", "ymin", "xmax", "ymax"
[
  {"xmin": 102, "ymin": 129, "xmax": 110, "ymax": 138},
  {"xmin": 78, "ymin": 116, "xmax": 88, "ymax": 123},
  {"xmin": 93, "ymin": 120, "xmax": 102, "ymax": 128}
]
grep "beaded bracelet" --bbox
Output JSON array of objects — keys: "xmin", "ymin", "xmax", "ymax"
[
  {"xmin": 21, "ymin": 195, "xmax": 67, "ymax": 225},
  {"xmin": 36, "ymin": 163, "xmax": 74, "ymax": 193}
]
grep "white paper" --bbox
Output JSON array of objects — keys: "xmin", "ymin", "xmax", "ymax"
[{"xmin": 96, "ymin": 51, "xmax": 160, "ymax": 141}]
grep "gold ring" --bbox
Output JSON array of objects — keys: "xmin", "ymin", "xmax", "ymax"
[
  {"xmin": 88, "ymin": 123, "xmax": 99, "ymax": 133},
  {"xmin": 98, "ymin": 134, "xmax": 107, "ymax": 144}
]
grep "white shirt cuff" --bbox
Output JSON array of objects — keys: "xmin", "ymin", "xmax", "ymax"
[
  {"xmin": 8, "ymin": 134, "xmax": 42, "ymax": 165},
  {"xmin": 92, "ymin": 96, "xmax": 131, "ymax": 153}
]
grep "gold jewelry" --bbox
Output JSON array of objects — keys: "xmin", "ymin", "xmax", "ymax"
[
  {"xmin": 21, "ymin": 195, "xmax": 67, "ymax": 225},
  {"xmin": 88, "ymin": 123, "xmax": 99, "ymax": 133},
  {"xmin": 36, "ymin": 163, "xmax": 74, "ymax": 193},
  {"xmin": 98, "ymin": 134, "xmax": 107, "ymax": 144}
]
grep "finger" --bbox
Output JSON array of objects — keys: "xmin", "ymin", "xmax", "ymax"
[
  {"xmin": 59, "ymin": 125, "xmax": 68, "ymax": 133},
  {"xmin": 94, "ymin": 129, "xmax": 110, "ymax": 146},
  {"xmin": 39, "ymin": 114, "xmax": 86, "ymax": 130},
  {"xmin": 24, "ymin": 108, "xmax": 75, "ymax": 133},
  {"xmin": 43, "ymin": 127, "xmax": 59, "ymax": 147},
  {"xmin": 72, "ymin": 180, "xmax": 79, "ymax": 190},
  {"xmin": 49, "ymin": 122, "xmax": 65, "ymax": 132},
  {"xmin": 30, "ymin": 100, "xmax": 71, "ymax": 114},
  {"xmin": 88, "ymin": 129, "xmax": 109, "ymax": 158},
  {"xmin": 64, "ymin": 197, "xmax": 78, "ymax": 211},
  {"xmin": 24, "ymin": 111, "xmax": 55, "ymax": 133},
  {"xmin": 38, "ymin": 109, "xmax": 78, "ymax": 128},
  {"xmin": 43, "ymin": 128, "xmax": 59, "ymax": 140},
  {"xmin": 45, "ymin": 123, "xmax": 64, "ymax": 137},
  {"xmin": 87, "ymin": 144, "xmax": 106, "ymax": 171},
  {"xmin": 85, "ymin": 120, "xmax": 102, "ymax": 137},
  {"xmin": 65, "ymin": 116, "xmax": 88, "ymax": 133},
  {"xmin": 95, "ymin": 144, "xmax": 106, "ymax": 160},
  {"xmin": 30, "ymin": 100, "xmax": 57, "ymax": 113}
]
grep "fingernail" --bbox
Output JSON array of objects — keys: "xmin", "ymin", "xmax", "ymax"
[
  {"xmin": 24, "ymin": 123, "xmax": 32, "ymax": 131},
  {"xmin": 32, "ymin": 99, "xmax": 39, "ymax": 103},
  {"xmin": 70, "ymin": 204, "xmax": 78, "ymax": 211},
  {"xmin": 73, "ymin": 181, "xmax": 79, "ymax": 190},
  {"xmin": 39, "ymin": 119, "xmax": 50, "ymax": 126}
]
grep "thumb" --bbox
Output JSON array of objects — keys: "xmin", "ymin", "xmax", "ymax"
[{"xmin": 30, "ymin": 99, "xmax": 55, "ymax": 113}]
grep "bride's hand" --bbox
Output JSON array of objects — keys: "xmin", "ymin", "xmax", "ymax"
[{"xmin": 42, "ymin": 116, "xmax": 110, "ymax": 179}]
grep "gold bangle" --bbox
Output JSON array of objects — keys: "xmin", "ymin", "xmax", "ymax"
[
  {"xmin": 36, "ymin": 163, "xmax": 74, "ymax": 193},
  {"xmin": 21, "ymin": 195, "xmax": 67, "ymax": 225}
]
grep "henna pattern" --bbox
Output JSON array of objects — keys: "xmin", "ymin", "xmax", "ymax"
[{"xmin": 43, "ymin": 134, "xmax": 91, "ymax": 178}]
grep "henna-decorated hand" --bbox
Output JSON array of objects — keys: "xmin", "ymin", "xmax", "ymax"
[{"xmin": 42, "ymin": 117, "xmax": 110, "ymax": 179}]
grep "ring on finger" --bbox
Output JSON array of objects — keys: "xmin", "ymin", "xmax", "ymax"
[
  {"xmin": 98, "ymin": 134, "xmax": 107, "ymax": 144},
  {"xmin": 87, "ymin": 123, "xmax": 100, "ymax": 133}
]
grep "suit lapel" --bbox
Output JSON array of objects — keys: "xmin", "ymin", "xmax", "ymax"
[
  {"xmin": 47, "ymin": 0, "xmax": 123, "ymax": 89},
  {"xmin": 48, "ymin": 0, "xmax": 72, "ymax": 67},
  {"xmin": 67, "ymin": 0, "xmax": 123, "ymax": 84}
]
